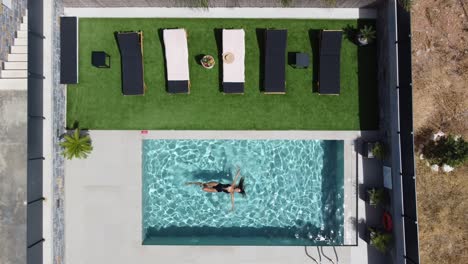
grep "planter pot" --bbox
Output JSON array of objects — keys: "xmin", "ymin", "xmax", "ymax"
[
  {"xmin": 201, "ymin": 55, "xmax": 215, "ymax": 69},
  {"xmin": 382, "ymin": 211, "xmax": 393, "ymax": 232},
  {"xmin": 363, "ymin": 141, "xmax": 376, "ymax": 158},
  {"xmin": 357, "ymin": 34, "xmax": 369, "ymax": 46}
]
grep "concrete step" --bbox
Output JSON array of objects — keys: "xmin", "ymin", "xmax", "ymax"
[
  {"xmin": 17, "ymin": 30, "xmax": 27, "ymax": 38},
  {"xmin": 11, "ymin": 46, "xmax": 27, "ymax": 54},
  {"xmin": 14, "ymin": 38, "xmax": 27, "ymax": 46},
  {"xmin": 23, "ymin": 16, "xmax": 28, "ymax": 24},
  {"xmin": 20, "ymin": 23, "xmax": 27, "ymax": 31},
  {"xmin": 2, "ymin": 61, "xmax": 27, "ymax": 70},
  {"xmin": 7, "ymin": 53, "xmax": 27, "ymax": 61},
  {"xmin": 0, "ymin": 79, "xmax": 27, "ymax": 90},
  {"xmin": 0, "ymin": 70, "xmax": 28, "ymax": 78}
]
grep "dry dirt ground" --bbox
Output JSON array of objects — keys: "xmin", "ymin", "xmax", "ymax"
[{"xmin": 411, "ymin": 0, "xmax": 468, "ymax": 263}]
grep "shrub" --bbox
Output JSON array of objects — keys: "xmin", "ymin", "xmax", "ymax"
[
  {"xmin": 372, "ymin": 142, "xmax": 386, "ymax": 160},
  {"xmin": 398, "ymin": 0, "xmax": 412, "ymax": 12},
  {"xmin": 368, "ymin": 188, "xmax": 387, "ymax": 207},
  {"xmin": 322, "ymin": 0, "xmax": 337, "ymax": 7},
  {"xmin": 423, "ymin": 135, "xmax": 468, "ymax": 168},
  {"xmin": 60, "ymin": 128, "xmax": 93, "ymax": 160},
  {"xmin": 281, "ymin": 0, "xmax": 292, "ymax": 7},
  {"xmin": 198, "ymin": 0, "xmax": 209, "ymax": 8},
  {"xmin": 369, "ymin": 227, "xmax": 393, "ymax": 253}
]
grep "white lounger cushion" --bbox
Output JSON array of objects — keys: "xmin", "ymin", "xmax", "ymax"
[
  {"xmin": 163, "ymin": 29, "xmax": 190, "ymax": 81},
  {"xmin": 222, "ymin": 29, "xmax": 245, "ymax": 83}
]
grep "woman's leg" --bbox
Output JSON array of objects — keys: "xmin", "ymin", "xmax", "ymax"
[{"xmin": 185, "ymin": 182, "xmax": 204, "ymax": 186}]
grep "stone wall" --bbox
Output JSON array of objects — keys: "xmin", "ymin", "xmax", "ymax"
[
  {"xmin": 63, "ymin": 0, "xmax": 378, "ymax": 8},
  {"xmin": 52, "ymin": 0, "xmax": 66, "ymax": 263},
  {"xmin": 0, "ymin": 0, "xmax": 27, "ymax": 62}
]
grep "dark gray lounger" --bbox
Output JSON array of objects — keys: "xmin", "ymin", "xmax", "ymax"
[
  {"xmin": 60, "ymin": 17, "xmax": 78, "ymax": 84},
  {"xmin": 116, "ymin": 32, "xmax": 145, "ymax": 95},
  {"xmin": 264, "ymin": 29, "xmax": 287, "ymax": 94},
  {"xmin": 318, "ymin": 30, "xmax": 342, "ymax": 95}
]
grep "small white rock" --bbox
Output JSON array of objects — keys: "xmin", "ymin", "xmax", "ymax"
[
  {"xmin": 442, "ymin": 164, "xmax": 454, "ymax": 173},
  {"xmin": 419, "ymin": 154, "xmax": 425, "ymax": 160},
  {"xmin": 431, "ymin": 164, "xmax": 439, "ymax": 172},
  {"xmin": 433, "ymin": 131, "xmax": 445, "ymax": 141}
]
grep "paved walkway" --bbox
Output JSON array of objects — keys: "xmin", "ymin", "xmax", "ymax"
[
  {"xmin": 0, "ymin": 90, "xmax": 27, "ymax": 264},
  {"xmin": 64, "ymin": 130, "xmax": 382, "ymax": 264},
  {"xmin": 64, "ymin": 7, "xmax": 377, "ymax": 19}
]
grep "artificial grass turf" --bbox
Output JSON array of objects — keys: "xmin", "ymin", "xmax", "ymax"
[{"xmin": 67, "ymin": 18, "xmax": 378, "ymax": 130}]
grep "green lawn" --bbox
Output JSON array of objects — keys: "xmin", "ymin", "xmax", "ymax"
[{"xmin": 67, "ymin": 18, "xmax": 378, "ymax": 130}]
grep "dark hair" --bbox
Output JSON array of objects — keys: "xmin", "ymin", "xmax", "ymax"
[{"xmin": 237, "ymin": 177, "xmax": 246, "ymax": 197}]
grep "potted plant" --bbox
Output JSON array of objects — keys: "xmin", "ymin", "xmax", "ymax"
[
  {"xmin": 367, "ymin": 187, "xmax": 387, "ymax": 207},
  {"xmin": 201, "ymin": 55, "xmax": 215, "ymax": 69},
  {"xmin": 371, "ymin": 142, "xmax": 386, "ymax": 159},
  {"xmin": 357, "ymin": 25, "xmax": 376, "ymax": 46},
  {"xmin": 60, "ymin": 128, "xmax": 93, "ymax": 160},
  {"xmin": 368, "ymin": 227, "xmax": 392, "ymax": 253}
]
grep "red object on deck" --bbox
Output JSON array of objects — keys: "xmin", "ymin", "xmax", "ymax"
[
  {"xmin": 141, "ymin": 130, "xmax": 148, "ymax": 135},
  {"xmin": 382, "ymin": 211, "xmax": 393, "ymax": 232}
]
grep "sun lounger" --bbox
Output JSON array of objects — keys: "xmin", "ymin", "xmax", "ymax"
[
  {"xmin": 163, "ymin": 29, "xmax": 190, "ymax": 94},
  {"xmin": 116, "ymin": 31, "xmax": 145, "ymax": 95},
  {"xmin": 60, "ymin": 17, "xmax": 78, "ymax": 84},
  {"xmin": 264, "ymin": 29, "xmax": 287, "ymax": 94},
  {"xmin": 222, "ymin": 29, "xmax": 245, "ymax": 94},
  {"xmin": 318, "ymin": 30, "xmax": 342, "ymax": 95}
]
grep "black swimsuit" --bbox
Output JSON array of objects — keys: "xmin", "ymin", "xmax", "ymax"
[{"xmin": 214, "ymin": 183, "xmax": 231, "ymax": 193}]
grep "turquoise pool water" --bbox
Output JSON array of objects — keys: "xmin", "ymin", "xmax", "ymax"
[{"xmin": 142, "ymin": 139, "xmax": 344, "ymax": 245}]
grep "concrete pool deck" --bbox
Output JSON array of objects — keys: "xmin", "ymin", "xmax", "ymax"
[{"xmin": 65, "ymin": 130, "xmax": 379, "ymax": 264}]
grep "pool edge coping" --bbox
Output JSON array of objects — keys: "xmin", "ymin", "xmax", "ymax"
[{"xmin": 140, "ymin": 130, "xmax": 362, "ymax": 245}]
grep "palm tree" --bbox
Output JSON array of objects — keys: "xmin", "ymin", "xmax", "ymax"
[{"xmin": 60, "ymin": 128, "xmax": 93, "ymax": 159}]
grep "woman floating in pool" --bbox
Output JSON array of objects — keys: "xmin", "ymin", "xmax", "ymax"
[{"xmin": 186, "ymin": 167, "xmax": 246, "ymax": 211}]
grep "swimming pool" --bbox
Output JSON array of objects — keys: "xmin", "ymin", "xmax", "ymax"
[{"xmin": 142, "ymin": 139, "xmax": 344, "ymax": 245}]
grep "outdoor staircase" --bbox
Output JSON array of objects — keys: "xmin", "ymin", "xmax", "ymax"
[{"xmin": 0, "ymin": 11, "xmax": 27, "ymax": 91}]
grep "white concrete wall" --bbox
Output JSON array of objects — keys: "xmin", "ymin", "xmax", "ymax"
[{"xmin": 64, "ymin": 7, "xmax": 377, "ymax": 19}]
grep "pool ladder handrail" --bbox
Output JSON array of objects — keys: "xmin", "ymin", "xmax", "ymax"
[{"xmin": 305, "ymin": 246, "xmax": 339, "ymax": 264}]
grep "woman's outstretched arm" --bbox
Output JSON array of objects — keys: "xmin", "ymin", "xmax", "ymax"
[{"xmin": 231, "ymin": 167, "xmax": 241, "ymax": 186}]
